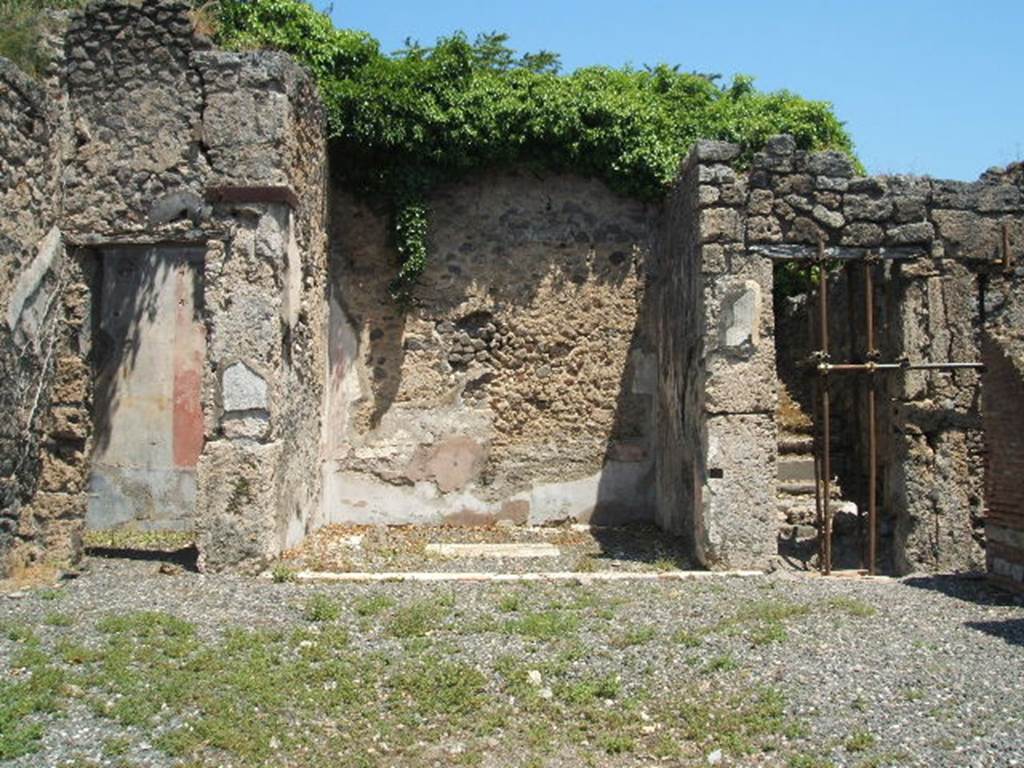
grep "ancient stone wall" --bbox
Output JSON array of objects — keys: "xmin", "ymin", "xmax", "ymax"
[
  {"xmin": 662, "ymin": 141, "xmax": 780, "ymax": 569},
  {"xmin": 0, "ymin": 0, "xmax": 328, "ymax": 575},
  {"xmin": 678, "ymin": 135, "xmax": 1023, "ymax": 573},
  {"xmin": 62, "ymin": 0, "xmax": 210, "ymax": 241},
  {"xmin": 3, "ymin": 0, "xmax": 1020, "ymax": 579},
  {"xmin": 654, "ymin": 145, "xmax": 703, "ymax": 549},
  {"xmin": 0, "ymin": 57, "xmax": 89, "ymax": 574},
  {"xmin": 325, "ymin": 170, "xmax": 657, "ymax": 526},
  {"xmin": 193, "ymin": 51, "xmax": 328, "ymax": 570}
]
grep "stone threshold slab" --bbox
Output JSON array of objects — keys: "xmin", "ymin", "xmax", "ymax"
[
  {"xmin": 424, "ymin": 543, "xmax": 561, "ymax": 559},
  {"xmin": 274, "ymin": 569, "xmax": 765, "ymax": 583}
]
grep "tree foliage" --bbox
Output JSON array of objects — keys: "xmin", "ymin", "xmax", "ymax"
[
  {"xmin": 2, "ymin": 0, "xmax": 858, "ymax": 302},
  {"xmin": 215, "ymin": 0, "xmax": 856, "ymax": 300}
]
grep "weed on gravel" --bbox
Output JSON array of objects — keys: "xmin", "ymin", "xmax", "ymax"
[
  {"xmin": 0, "ymin": 589, "xmax": 808, "ymax": 767},
  {"xmin": 2, "ymin": 563, "xmax": 1022, "ymax": 768}
]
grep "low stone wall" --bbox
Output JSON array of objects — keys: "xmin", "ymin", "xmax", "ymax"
[{"xmin": 325, "ymin": 170, "xmax": 658, "ymax": 526}]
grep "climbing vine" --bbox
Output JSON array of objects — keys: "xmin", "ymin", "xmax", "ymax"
[{"xmin": 2, "ymin": 0, "xmax": 858, "ymax": 301}]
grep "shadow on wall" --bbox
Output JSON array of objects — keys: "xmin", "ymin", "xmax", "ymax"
[
  {"xmin": 773, "ymin": 262, "xmax": 904, "ymax": 573},
  {"xmin": 85, "ymin": 245, "xmax": 206, "ymax": 535},
  {"xmin": 89, "ymin": 247, "xmax": 204, "ymax": 455},
  {"xmin": 325, "ymin": 168, "xmax": 665, "ymax": 535}
]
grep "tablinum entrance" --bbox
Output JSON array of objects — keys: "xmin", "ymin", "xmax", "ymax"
[{"xmin": 86, "ymin": 246, "xmax": 205, "ymax": 532}]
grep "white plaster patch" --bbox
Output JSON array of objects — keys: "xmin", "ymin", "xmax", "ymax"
[
  {"xmin": 222, "ymin": 362, "xmax": 268, "ymax": 412},
  {"xmin": 722, "ymin": 280, "xmax": 761, "ymax": 349},
  {"xmin": 7, "ymin": 226, "xmax": 62, "ymax": 334},
  {"xmin": 425, "ymin": 543, "xmax": 560, "ymax": 559}
]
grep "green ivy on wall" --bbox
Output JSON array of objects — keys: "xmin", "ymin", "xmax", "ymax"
[
  {"xmin": 214, "ymin": 0, "xmax": 858, "ymax": 301},
  {"xmin": 2, "ymin": 0, "xmax": 858, "ymax": 302}
]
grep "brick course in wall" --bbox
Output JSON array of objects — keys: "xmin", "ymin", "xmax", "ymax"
[{"xmin": 981, "ymin": 337, "xmax": 1024, "ymax": 591}]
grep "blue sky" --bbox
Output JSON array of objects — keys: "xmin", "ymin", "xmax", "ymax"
[{"xmin": 331, "ymin": 0, "xmax": 1023, "ymax": 181}]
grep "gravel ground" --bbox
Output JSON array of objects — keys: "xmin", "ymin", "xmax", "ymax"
[
  {"xmin": 1, "ymin": 556, "xmax": 1023, "ymax": 768},
  {"xmin": 278, "ymin": 522, "xmax": 695, "ymax": 574}
]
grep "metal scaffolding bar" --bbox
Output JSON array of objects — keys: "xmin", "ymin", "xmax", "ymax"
[{"xmin": 804, "ymin": 241, "xmax": 984, "ymax": 576}]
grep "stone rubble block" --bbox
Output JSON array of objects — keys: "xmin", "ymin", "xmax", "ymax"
[
  {"xmin": 693, "ymin": 139, "xmax": 741, "ymax": 163},
  {"xmin": 844, "ymin": 194, "xmax": 894, "ymax": 221},
  {"xmin": 887, "ymin": 221, "xmax": 935, "ymax": 245},
  {"xmin": 804, "ymin": 151, "xmax": 856, "ymax": 178},
  {"xmin": 812, "ymin": 204, "xmax": 845, "ymax": 229},
  {"xmin": 700, "ymin": 207, "xmax": 744, "ymax": 243}
]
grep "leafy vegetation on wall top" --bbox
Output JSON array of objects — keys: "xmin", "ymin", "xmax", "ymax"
[
  {"xmin": 215, "ymin": 0, "xmax": 856, "ymax": 301},
  {"xmin": 1, "ymin": 0, "xmax": 858, "ymax": 301}
]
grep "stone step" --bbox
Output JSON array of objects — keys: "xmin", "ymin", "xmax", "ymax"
[
  {"xmin": 424, "ymin": 543, "xmax": 561, "ymax": 559},
  {"xmin": 777, "ymin": 457, "xmax": 816, "ymax": 483},
  {"xmin": 777, "ymin": 499, "xmax": 859, "ymax": 526},
  {"xmin": 777, "ymin": 479, "xmax": 851, "ymax": 497},
  {"xmin": 778, "ymin": 435, "xmax": 815, "ymax": 454},
  {"xmin": 778, "ymin": 480, "xmax": 820, "ymax": 497}
]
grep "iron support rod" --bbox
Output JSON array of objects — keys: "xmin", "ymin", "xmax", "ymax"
[
  {"xmin": 864, "ymin": 262, "xmax": 878, "ymax": 576},
  {"xmin": 818, "ymin": 361, "xmax": 985, "ymax": 373},
  {"xmin": 809, "ymin": 300, "xmax": 824, "ymax": 575},
  {"xmin": 817, "ymin": 240, "xmax": 832, "ymax": 575}
]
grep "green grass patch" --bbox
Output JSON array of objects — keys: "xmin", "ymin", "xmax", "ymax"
[
  {"xmin": 0, "ymin": 599, "xmax": 821, "ymax": 767},
  {"xmin": 733, "ymin": 599, "xmax": 810, "ymax": 624},
  {"xmin": 673, "ymin": 628, "xmax": 704, "ymax": 647},
  {"xmin": 789, "ymin": 755, "xmax": 836, "ymax": 768},
  {"xmin": 611, "ymin": 625, "xmax": 656, "ymax": 648},
  {"xmin": 270, "ymin": 564, "xmax": 297, "ymax": 583},
  {"xmin": 558, "ymin": 673, "xmax": 620, "ymax": 705},
  {"xmin": 354, "ymin": 593, "xmax": 396, "ymax": 617},
  {"xmin": 390, "ymin": 659, "xmax": 487, "ymax": 716},
  {"xmin": 750, "ymin": 621, "xmax": 788, "ymax": 646},
  {"xmin": 0, "ymin": 647, "xmax": 66, "ymax": 759},
  {"xmin": 705, "ymin": 653, "xmax": 739, "ymax": 673},
  {"xmin": 504, "ymin": 610, "xmax": 579, "ymax": 640},
  {"xmin": 678, "ymin": 686, "xmax": 796, "ymax": 757},
  {"xmin": 302, "ymin": 594, "xmax": 341, "ymax": 622},
  {"xmin": 497, "ymin": 591, "xmax": 523, "ymax": 613},
  {"xmin": 826, "ymin": 596, "xmax": 877, "ymax": 618},
  {"xmin": 387, "ymin": 599, "xmax": 447, "ymax": 638},
  {"xmin": 43, "ymin": 611, "xmax": 74, "ymax": 627},
  {"xmin": 845, "ymin": 730, "xmax": 876, "ymax": 753}
]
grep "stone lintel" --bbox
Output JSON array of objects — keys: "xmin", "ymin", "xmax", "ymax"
[
  {"xmin": 205, "ymin": 185, "xmax": 300, "ymax": 211},
  {"xmin": 749, "ymin": 244, "xmax": 924, "ymax": 261}
]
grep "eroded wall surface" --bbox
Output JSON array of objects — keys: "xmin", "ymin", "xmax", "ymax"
[
  {"xmin": 672, "ymin": 136, "xmax": 1023, "ymax": 573},
  {"xmin": 0, "ymin": 57, "xmax": 89, "ymax": 573},
  {"xmin": 326, "ymin": 170, "xmax": 658, "ymax": 526},
  {"xmin": 1, "ymin": 0, "xmax": 328, "ymax": 574}
]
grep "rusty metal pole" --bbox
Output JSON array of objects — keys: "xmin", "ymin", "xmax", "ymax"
[
  {"xmin": 864, "ymin": 260, "xmax": 878, "ymax": 576},
  {"xmin": 817, "ymin": 239, "xmax": 832, "ymax": 575},
  {"xmin": 809, "ymin": 299, "xmax": 824, "ymax": 574}
]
